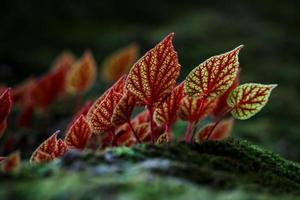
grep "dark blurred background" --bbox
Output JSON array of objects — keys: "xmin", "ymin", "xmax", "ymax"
[{"xmin": 1, "ymin": 0, "xmax": 300, "ymax": 161}]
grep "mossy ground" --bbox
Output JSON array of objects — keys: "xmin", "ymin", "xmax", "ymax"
[{"xmin": 1, "ymin": 138, "xmax": 300, "ymax": 200}]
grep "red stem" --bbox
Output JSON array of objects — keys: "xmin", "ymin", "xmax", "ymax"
[
  {"xmin": 190, "ymin": 97, "xmax": 206, "ymax": 142},
  {"xmin": 184, "ymin": 121, "xmax": 193, "ymax": 143},
  {"xmin": 196, "ymin": 97, "xmax": 206, "ymax": 123},
  {"xmin": 205, "ymin": 107, "xmax": 233, "ymax": 140},
  {"xmin": 147, "ymin": 105, "xmax": 155, "ymax": 142},
  {"xmin": 165, "ymin": 125, "xmax": 172, "ymax": 139},
  {"xmin": 127, "ymin": 120, "xmax": 141, "ymax": 143},
  {"xmin": 110, "ymin": 129, "xmax": 117, "ymax": 146}
]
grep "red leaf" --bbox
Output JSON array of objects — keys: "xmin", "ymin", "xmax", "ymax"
[
  {"xmin": 30, "ymin": 131, "xmax": 67, "ymax": 164},
  {"xmin": 87, "ymin": 75, "xmax": 126, "ymax": 134},
  {"xmin": 178, "ymin": 96, "xmax": 217, "ymax": 122},
  {"xmin": 184, "ymin": 46, "xmax": 243, "ymax": 99},
  {"xmin": 0, "ymin": 88, "xmax": 12, "ymax": 137},
  {"xmin": 111, "ymin": 91, "xmax": 136, "ymax": 126},
  {"xmin": 65, "ymin": 115, "xmax": 91, "ymax": 150},
  {"xmin": 101, "ymin": 43, "xmax": 139, "ymax": 82},
  {"xmin": 1, "ymin": 151, "xmax": 21, "ymax": 173},
  {"xmin": 196, "ymin": 118, "xmax": 234, "ymax": 142},
  {"xmin": 126, "ymin": 33, "xmax": 181, "ymax": 107},
  {"xmin": 66, "ymin": 51, "xmax": 97, "ymax": 94},
  {"xmin": 154, "ymin": 83, "xmax": 184, "ymax": 126}
]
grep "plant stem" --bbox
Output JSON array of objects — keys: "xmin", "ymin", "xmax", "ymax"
[
  {"xmin": 165, "ymin": 125, "xmax": 172, "ymax": 139},
  {"xmin": 147, "ymin": 105, "xmax": 155, "ymax": 142},
  {"xmin": 190, "ymin": 97, "xmax": 206, "ymax": 143},
  {"xmin": 110, "ymin": 129, "xmax": 116, "ymax": 146},
  {"xmin": 127, "ymin": 120, "xmax": 141, "ymax": 143},
  {"xmin": 184, "ymin": 121, "xmax": 193, "ymax": 143},
  {"xmin": 205, "ymin": 107, "xmax": 233, "ymax": 140},
  {"xmin": 196, "ymin": 97, "xmax": 206, "ymax": 122},
  {"xmin": 191, "ymin": 123, "xmax": 200, "ymax": 142}
]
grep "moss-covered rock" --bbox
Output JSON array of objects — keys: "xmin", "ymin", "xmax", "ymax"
[{"xmin": 1, "ymin": 138, "xmax": 300, "ymax": 200}]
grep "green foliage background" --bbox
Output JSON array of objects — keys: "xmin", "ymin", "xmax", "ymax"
[{"xmin": 0, "ymin": 0, "xmax": 300, "ymax": 161}]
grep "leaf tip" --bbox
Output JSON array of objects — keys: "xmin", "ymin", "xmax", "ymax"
[{"xmin": 269, "ymin": 84, "xmax": 278, "ymax": 89}]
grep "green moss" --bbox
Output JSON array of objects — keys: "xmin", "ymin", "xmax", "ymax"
[{"xmin": 1, "ymin": 138, "xmax": 300, "ymax": 199}]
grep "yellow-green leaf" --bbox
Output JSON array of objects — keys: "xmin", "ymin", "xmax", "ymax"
[
  {"xmin": 227, "ymin": 83, "xmax": 277, "ymax": 120},
  {"xmin": 184, "ymin": 45, "xmax": 243, "ymax": 99}
]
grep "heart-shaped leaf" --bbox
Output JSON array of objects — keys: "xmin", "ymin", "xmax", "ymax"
[
  {"xmin": 126, "ymin": 33, "xmax": 180, "ymax": 107},
  {"xmin": 184, "ymin": 45, "xmax": 243, "ymax": 99},
  {"xmin": 227, "ymin": 83, "xmax": 277, "ymax": 120}
]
